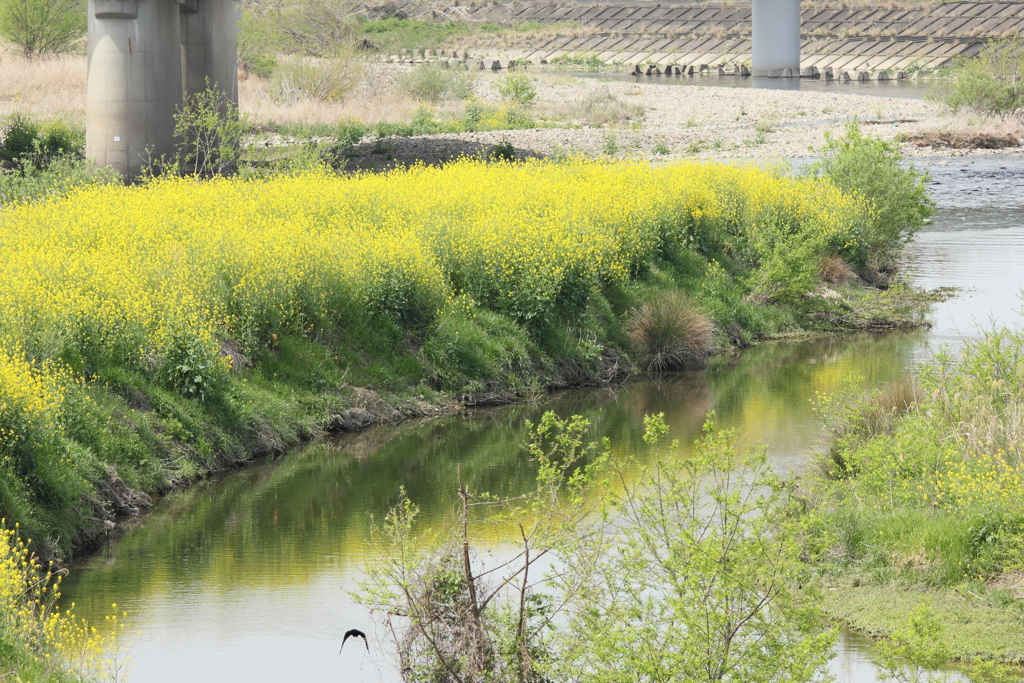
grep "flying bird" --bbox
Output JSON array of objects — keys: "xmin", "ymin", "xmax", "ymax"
[{"xmin": 340, "ymin": 628, "xmax": 369, "ymax": 654}]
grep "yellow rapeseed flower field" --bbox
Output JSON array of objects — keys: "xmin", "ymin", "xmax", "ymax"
[{"xmin": 0, "ymin": 158, "xmax": 864, "ymax": 495}]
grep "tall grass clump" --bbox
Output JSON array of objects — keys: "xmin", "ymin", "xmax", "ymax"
[
  {"xmin": 628, "ymin": 292, "xmax": 714, "ymax": 370},
  {"xmin": 811, "ymin": 322, "xmax": 1024, "ymax": 587}
]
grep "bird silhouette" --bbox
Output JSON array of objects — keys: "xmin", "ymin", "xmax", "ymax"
[{"xmin": 340, "ymin": 628, "xmax": 369, "ymax": 654}]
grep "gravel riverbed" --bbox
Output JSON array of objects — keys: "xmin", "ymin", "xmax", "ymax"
[{"xmin": 339, "ymin": 71, "xmax": 1024, "ymax": 171}]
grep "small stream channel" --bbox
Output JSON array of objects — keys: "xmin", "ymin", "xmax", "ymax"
[{"xmin": 60, "ymin": 153, "xmax": 1024, "ymax": 682}]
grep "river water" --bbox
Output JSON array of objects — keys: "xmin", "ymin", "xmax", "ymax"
[
  {"xmin": 576, "ymin": 72, "xmax": 934, "ymax": 99},
  {"xmin": 60, "ymin": 153, "xmax": 1024, "ymax": 683}
]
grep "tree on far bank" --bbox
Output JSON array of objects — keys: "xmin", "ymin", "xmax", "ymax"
[{"xmin": 0, "ymin": 0, "xmax": 85, "ymax": 57}]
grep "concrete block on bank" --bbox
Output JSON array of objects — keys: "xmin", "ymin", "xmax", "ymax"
[
  {"xmin": 823, "ymin": 66, "xmax": 834, "ymax": 80},
  {"xmin": 424, "ymin": 49, "xmax": 434, "ymax": 58},
  {"xmin": 895, "ymin": 70, "xmax": 907, "ymax": 80},
  {"xmin": 412, "ymin": 49, "xmax": 422, "ymax": 59},
  {"xmin": 801, "ymin": 66, "xmax": 819, "ymax": 78},
  {"xmin": 840, "ymin": 70, "xmax": 851, "ymax": 81},
  {"xmin": 489, "ymin": 59, "xmax": 502, "ymax": 70},
  {"xmin": 717, "ymin": 66, "xmax": 727, "ymax": 75},
  {"xmin": 872, "ymin": 70, "xmax": 889, "ymax": 81}
]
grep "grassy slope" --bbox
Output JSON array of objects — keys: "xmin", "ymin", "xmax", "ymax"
[{"xmin": 7, "ymin": 256, "xmax": 902, "ymax": 562}]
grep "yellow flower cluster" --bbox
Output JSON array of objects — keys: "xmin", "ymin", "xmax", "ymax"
[
  {"xmin": 0, "ymin": 346, "xmax": 75, "ymax": 459},
  {"xmin": 931, "ymin": 449, "xmax": 1023, "ymax": 510},
  {"xmin": 0, "ymin": 158, "xmax": 863, "ymax": 418},
  {"xmin": 0, "ymin": 521, "xmax": 126, "ymax": 679},
  {"xmin": 3, "ymin": 159, "xmax": 860, "ymax": 337}
]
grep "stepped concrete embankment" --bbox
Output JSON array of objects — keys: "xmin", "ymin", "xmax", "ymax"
[{"xmin": 363, "ymin": 1, "xmax": 1024, "ymax": 74}]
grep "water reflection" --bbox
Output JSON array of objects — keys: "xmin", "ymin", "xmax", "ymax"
[{"xmin": 61, "ymin": 333, "xmax": 919, "ymax": 682}]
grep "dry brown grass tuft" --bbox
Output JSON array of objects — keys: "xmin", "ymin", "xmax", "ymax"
[
  {"xmin": 628, "ymin": 292, "xmax": 714, "ymax": 372},
  {"xmin": 240, "ymin": 64, "xmax": 420, "ymax": 126},
  {"xmin": 538, "ymin": 86, "xmax": 644, "ymax": 126},
  {"xmin": 0, "ymin": 51, "xmax": 86, "ymax": 121},
  {"xmin": 820, "ymin": 254, "xmax": 860, "ymax": 285}
]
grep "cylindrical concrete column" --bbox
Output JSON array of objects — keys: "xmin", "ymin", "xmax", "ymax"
[
  {"xmin": 180, "ymin": 0, "xmax": 238, "ymax": 104},
  {"xmin": 751, "ymin": 0, "xmax": 801, "ymax": 77},
  {"xmin": 87, "ymin": 0, "xmax": 183, "ymax": 178}
]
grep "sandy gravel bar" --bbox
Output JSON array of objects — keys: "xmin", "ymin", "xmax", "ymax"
[{"xmin": 344, "ymin": 73, "xmax": 1024, "ymax": 169}]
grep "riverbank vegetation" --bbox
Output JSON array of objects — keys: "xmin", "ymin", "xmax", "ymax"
[
  {"xmin": 932, "ymin": 35, "xmax": 1024, "ymax": 122},
  {"xmin": 0, "ymin": 128, "xmax": 934, "ymax": 560},
  {"xmin": 807, "ymin": 321, "xmax": 1024, "ymax": 667}
]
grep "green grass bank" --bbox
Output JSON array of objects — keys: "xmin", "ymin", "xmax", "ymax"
[{"xmin": 807, "ymin": 319, "xmax": 1024, "ymax": 668}]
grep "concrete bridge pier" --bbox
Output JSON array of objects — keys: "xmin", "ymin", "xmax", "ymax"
[
  {"xmin": 180, "ymin": 0, "xmax": 238, "ymax": 103},
  {"xmin": 86, "ymin": 0, "xmax": 183, "ymax": 178},
  {"xmin": 751, "ymin": 0, "xmax": 801, "ymax": 77},
  {"xmin": 86, "ymin": 0, "xmax": 237, "ymax": 179}
]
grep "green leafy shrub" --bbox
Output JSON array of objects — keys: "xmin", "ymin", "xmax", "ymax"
[
  {"xmin": 0, "ymin": 0, "xmax": 85, "ymax": 57},
  {"xmin": 494, "ymin": 72, "xmax": 537, "ymax": 107},
  {"xmin": 930, "ymin": 36, "xmax": 1024, "ymax": 120},
  {"xmin": 553, "ymin": 416, "xmax": 836, "ymax": 683},
  {"xmin": 334, "ymin": 119, "xmax": 368, "ymax": 146},
  {"xmin": 1, "ymin": 115, "xmax": 84, "ymax": 169},
  {"xmin": 174, "ymin": 81, "xmax": 251, "ymax": 177},
  {"xmin": 157, "ymin": 328, "xmax": 227, "ymax": 402},
  {"xmin": 490, "ymin": 140, "xmax": 515, "ymax": 162},
  {"xmin": 808, "ymin": 122, "xmax": 933, "ymax": 270},
  {"xmin": 396, "ymin": 62, "xmax": 477, "ymax": 103}
]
